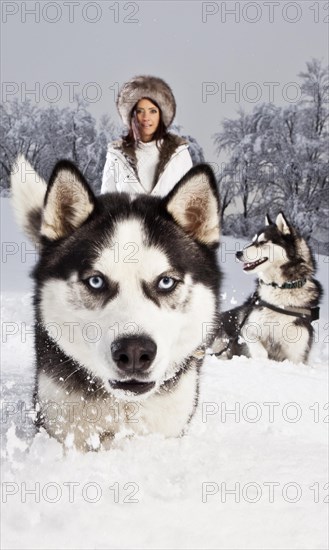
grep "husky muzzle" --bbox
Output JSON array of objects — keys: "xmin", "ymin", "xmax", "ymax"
[{"xmin": 109, "ymin": 336, "xmax": 157, "ymax": 394}]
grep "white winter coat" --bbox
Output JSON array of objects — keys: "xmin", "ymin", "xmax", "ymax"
[{"xmin": 101, "ymin": 134, "xmax": 193, "ymax": 196}]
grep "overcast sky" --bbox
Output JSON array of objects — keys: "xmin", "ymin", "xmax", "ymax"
[{"xmin": 1, "ymin": 0, "xmax": 328, "ymax": 163}]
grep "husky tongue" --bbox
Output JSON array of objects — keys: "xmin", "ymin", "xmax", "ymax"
[{"xmin": 243, "ymin": 257, "xmax": 268, "ymax": 271}]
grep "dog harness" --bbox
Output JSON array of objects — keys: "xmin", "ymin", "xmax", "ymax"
[
  {"xmin": 254, "ymin": 298, "xmax": 320, "ymax": 321},
  {"xmin": 209, "ymin": 285, "xmax": 320, "ymax": 357},
  {"xmin": 257, "ymin": 278, "xmax": 320, "ymax": 320}
]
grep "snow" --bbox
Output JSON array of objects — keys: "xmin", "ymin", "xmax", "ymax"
[{"xmin": 1, "ymin": 198, "xmax": 328, "ymax": 550}]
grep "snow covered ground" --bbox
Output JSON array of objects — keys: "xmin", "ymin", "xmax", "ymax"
[{"xmin": 1, "ymin": 198, "xmax": 328, "ymax": 550}]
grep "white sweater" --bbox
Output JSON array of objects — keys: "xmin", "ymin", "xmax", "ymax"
[{"xmin": 135, "ymin": 141, "xmax": 161, "ymax": 193}]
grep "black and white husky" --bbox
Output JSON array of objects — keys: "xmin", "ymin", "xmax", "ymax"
[
  {"xmin": 11, "ymin": 156, "xmax": 221, "ymax": 450},
  {"xmin": 212, "ymin": 213, "xmax": 321, "ymax": 364}
]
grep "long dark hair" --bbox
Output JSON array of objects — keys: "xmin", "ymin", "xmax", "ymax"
[{"xmin": 123, "ymin": 97, "xmax": 167, "ymax": 149}]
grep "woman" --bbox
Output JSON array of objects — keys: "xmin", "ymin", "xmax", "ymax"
[{"xmin": 101, "ymin": 75, "xmax": 193, "ymax": 196}]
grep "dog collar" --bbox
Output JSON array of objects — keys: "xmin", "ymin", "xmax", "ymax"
[{"xmin": 259, "ymin": 278, "xmax": 307, "ymax": 289}]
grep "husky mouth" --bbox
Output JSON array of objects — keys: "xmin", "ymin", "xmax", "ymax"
[
  {"xmin": 243, "ymin": 257, "xmax": 268, "ymax": 271},
  {"xmin": 109, "ymin": 379, "xmax": 156, "ymax": 394}
]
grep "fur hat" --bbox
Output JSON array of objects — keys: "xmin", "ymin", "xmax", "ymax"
[{"xmin": 117, "ymin": 75, "xmax": 176, "ymax": 128}]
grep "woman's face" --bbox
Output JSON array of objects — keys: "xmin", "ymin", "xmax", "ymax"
[{"xmin": 135, "ymin": 98, "xmax": 160, "ymax": 142}]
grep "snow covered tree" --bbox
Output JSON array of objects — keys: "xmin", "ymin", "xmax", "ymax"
[
  {"xmin": 0, "ymin": 100, "xmax": 45, "ymax": 195},
  {"xmin": 213, "ymin": 105, "xmax": 276, "ymax": 235},
  {"xmin": 213, "ymin": 59, "xmax": 329, "ymax": 253},
  {"xmin": 255, "ymin": 61, "xmax": 328, "ymax": 251},
  {"xmin": 0, "ymin": 97, "xmax": 117, "ymax": 195}
]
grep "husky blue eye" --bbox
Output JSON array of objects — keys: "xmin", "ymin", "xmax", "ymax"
[
  {"xmin": 87, "ymin": 276, "xmax": 105, "ymax": 290},
  {"xmin": 158, "ymin": 276, "xmax": 176, "ymax": 292}
]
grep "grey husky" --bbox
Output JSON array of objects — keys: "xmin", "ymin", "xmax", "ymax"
[
  {"xmin": 212, "ymin": 213, "xmax": 321, "ymax": 364},
  {"xmin": 11, "ymin": 156, "xmax": 221, "ymax": 450}
]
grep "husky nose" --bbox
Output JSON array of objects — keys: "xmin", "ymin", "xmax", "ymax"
[
  {"xmin": 111, "ymin": 336, "xmax": 157, "ymax": 373},
  {"xmin": 236, "ymin": 251, "xmax": 243, "ymax": 260}
]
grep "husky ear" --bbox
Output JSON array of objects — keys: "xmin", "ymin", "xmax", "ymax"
[
  {"xmin": 265, "ymin": 214, "xmax": 272, "ymax": 226},
  {"xmin": 11, "ymin": 155, "xmax": 47, "ymax": 243},
  {"xmin": 41, "ymin": 161, "xmax": 96, "ymax": 240},
  {"xmin": 164, "ymin": 164, "xmax": 220, "ymax": 246},
  {"xmin": 275, "ymin": 212, "xmax": 291, "ymax": 235}
]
